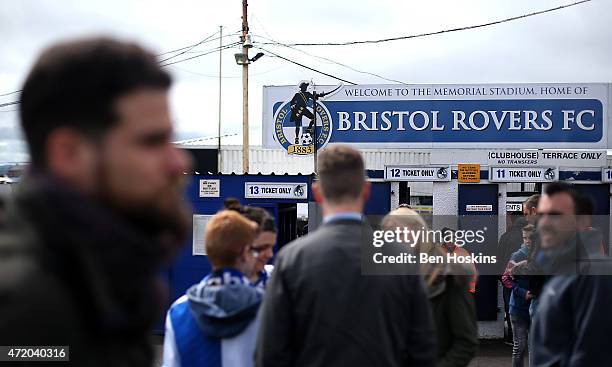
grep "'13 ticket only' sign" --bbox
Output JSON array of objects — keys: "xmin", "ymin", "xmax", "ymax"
[
  {"xmin": 263, "ymin": 83, "xmax": 609, "ymax": 154},
  {"xmin": 244, "ymin": 182, "xmax": 308, "ymax": 200}
]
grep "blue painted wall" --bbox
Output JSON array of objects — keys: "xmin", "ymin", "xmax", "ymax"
[{"xmin": 169, "ymin": 174, "xmax": 312, "ymax": 302}]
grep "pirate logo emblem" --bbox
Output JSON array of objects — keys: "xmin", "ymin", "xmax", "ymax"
[
  {"xmin": 436, "ymin": 167, "xmax": 449, "ymax": 180},
  {"xmin": 544, "ymin": 168, "xmax": 556, "ymax": 181},
  {"xmin": 273, "ymin": 81, "xmax": 340, "ymax": 155},
  {"xmin": 293, "ymin": 184, "xmax": 306, "ymax": 198}
]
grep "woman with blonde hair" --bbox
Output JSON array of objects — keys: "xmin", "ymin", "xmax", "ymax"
[{"xmin": 381, "ymin": 208, "xmax": 478, "ymax": 367}]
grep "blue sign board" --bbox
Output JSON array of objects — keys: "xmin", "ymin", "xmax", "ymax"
[{"xmin": 263, "ymin": 83, "xmax": 609, "ymax": 153}]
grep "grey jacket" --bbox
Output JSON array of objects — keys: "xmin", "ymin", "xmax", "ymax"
[{"xmin": 255, "ymin": 218, "xmax": 437, "ymax": 367}]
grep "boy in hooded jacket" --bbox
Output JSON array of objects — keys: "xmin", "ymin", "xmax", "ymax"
[{"xmin": 163, "ymin": 210, "xmax": 262, "ymax": 367}]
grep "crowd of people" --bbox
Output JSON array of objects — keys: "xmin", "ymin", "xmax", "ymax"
[
  {"xmin": 497, "ymin": 183, "xmax": 612, "ymax": 367},
  {"xmin": 0, "ymin": 36, "xmax": 611, "ymax": 367}
]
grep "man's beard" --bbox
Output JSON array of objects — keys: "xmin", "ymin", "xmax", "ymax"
[
  {"xmin": 96, "ymin": 166, "xmax": 191, "ymax": 263},
  {"xmin": 539, "ymin": 225, "xmax": 575, "ymax": 250}
]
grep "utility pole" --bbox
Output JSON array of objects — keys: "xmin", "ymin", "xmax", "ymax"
[
  {"xmin": 241, "ymin": 0, "xmax": 250, "ymax": 173},
  {"xmin": 312, "ymin": 82, "xmax": 318, "ymax": 175},
  {"xmin": 218, "ymin": 25, "xmax": 223, "ymax": 173}
]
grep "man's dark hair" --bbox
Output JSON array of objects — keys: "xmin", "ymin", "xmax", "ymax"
[
  {"xmin": 20, "ymin": 37, "xmax": 171, "ymax": 166},
  {"xmin": 223, "ymin": 197, "xmax": 241, "ymax": 211},
  {"xmin": 225, "ymin": 204, "xmax": 277, "ymax": 234},
  {"xmin": 543, "ymin": 182, "xmax": 581, "ymax": 214},
  {"xmin": 317, "ymin": 145, "xmax": 365, "ymax": 204}
]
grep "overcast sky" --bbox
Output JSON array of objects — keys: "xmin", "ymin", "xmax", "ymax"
[{"xmin": 0, "ymin": 0, "xmax": 610, "ymax": 163}]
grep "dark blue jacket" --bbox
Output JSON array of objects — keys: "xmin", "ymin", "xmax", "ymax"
[
  {"xmin": 532, "ymin": 270, "xmax": 612, "ymax": 367},
  {"xmin": 509, "ymin": 245, "xmax": 531, "ymax": 319}
]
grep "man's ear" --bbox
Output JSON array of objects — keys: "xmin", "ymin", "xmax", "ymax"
[
  {"xmin": 312, "ymin": 181, "xmax": 324, "ymax": 204},
  {"xmin": 46, "ymin": 128, "xmax": 97, "ymax": 190},
  {"xmin": 361, "ymin": 181, "xmax": 371, "ymax": 203},
  {"xmin": 237, "ymin": 245, "xmax": 248, "ymax": 263}
]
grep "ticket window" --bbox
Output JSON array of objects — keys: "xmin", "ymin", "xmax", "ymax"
[
  {"xmin": 398, "ymin": 182, "xmax": 433, "ymax": 214},
  {"xmin": 399, "ymin": 182, "xmax": 410, "ymax": 205},
  {"xmin": 572, "ymin": 184, "xmax": 610, "ymax": 254},
  {"xmin": 277, "ymin": 203, "xmax": 298, "ymax": 251},
  {"xmin": 458, "ymin": 183, "xmax": 499, "ymax": 321}
]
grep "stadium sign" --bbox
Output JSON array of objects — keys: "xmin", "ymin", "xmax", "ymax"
[{"xmin": 262, "ymin": 83, "xmax": 609, "ymax": 154}]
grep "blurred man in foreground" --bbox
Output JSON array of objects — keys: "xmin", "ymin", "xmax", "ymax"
[
  {"xmin": 531, "ymin": 182, "xmax": 612, "ymax": 367},
  {"xmin": 0, "ymin": 37, "xmax": 191, "ymax": 366},
  {"xmin": 255, "ymin": 145, "xmax": 436, "ymax": 367}
]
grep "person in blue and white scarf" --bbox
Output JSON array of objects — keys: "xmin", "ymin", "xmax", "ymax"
[
  {"xmin": 242, "ymin": 207, "xmax": 277, "ymax": 291},
  {"xmin": 163, "ymin": 210, "xmax": 262, "ymax": 367},
  {"xmin": 225, "ymin": 203, "xmax": 278, "ymax": 291}
]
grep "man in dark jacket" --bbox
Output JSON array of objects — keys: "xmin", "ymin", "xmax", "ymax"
[
  {"xmin": 255, "ymin": 145, "xmax": 436, "ymax": 367},
  {"xmin": 502, "ymin": 197, "xmax": 538, "ymax": 341},
  {"xmin": 0, "ymin": 38, "xmax": 191, "ymax": 366},
  {"xmin": 499, "ymin": 216, "xmax": 528, "ymax": 266},
  {"xmin": 531, "ymin": 182, "xmax": 612, "ymax": 367}
]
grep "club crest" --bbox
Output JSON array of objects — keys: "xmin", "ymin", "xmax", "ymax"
[{"xmin": 272, "ymin": 81, "xmax": 335, "ymax": 155}]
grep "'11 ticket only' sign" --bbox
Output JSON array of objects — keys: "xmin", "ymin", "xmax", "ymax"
[{"xmin": 490, "ymin": 167, "xmax": 557, "ymax": 182}]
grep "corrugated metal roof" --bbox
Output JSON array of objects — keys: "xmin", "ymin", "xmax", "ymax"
[
  {"xmin": 214, "ymin": 146, "xmax": 432, "ymax": 174},
  {"xmin": 178, "ymin": 144, "xmax": 612, "ymax": 174}
]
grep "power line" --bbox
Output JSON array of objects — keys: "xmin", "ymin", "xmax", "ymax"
[
  {"xmin": 160, "ymin": 42, "xmax": 240, "ymax": 67},
  {"xmin": 0, "ymin": 1, "xmax": 588, "ymax": 97},
  {"xmin": 0, "ymin": 90, "xmax": 21, "ymax": 97},
  {"xmin": 0, "ymin": 33, "xmax": 241, "ymax": 97},
  {"xmin": 159, "ymin": 30, "xmax": 220, "ymax": 64},
  {"xmin": 170, "ymin": 64, "xmax": 287, "ymax": 78},
  {"xmin": 0, "ymin": 43, "xmax": 238, "ymax": 105},
  {"xmin": 253, "ymin": 34, "xmax": 409, "ymax": 84},
  {"xmin": 257, "ymin": 47, "xmax": 356, "ymax": 85},
  {"xmin": 157, "ymin": 31, "xmax": 240, "ymax": 56},
  {"xmin": 258, "ymin": 0, "xmax": 593, "ymax": 47},
  {"xmin": 0, "ymin": 1, "xmax": 591, "ymax": 97},
  {"xmin": 173, "ymin": 132, "xmax": 239, "ymax": 145}
]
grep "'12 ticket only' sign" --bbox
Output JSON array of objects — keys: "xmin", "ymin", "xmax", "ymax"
[{"xmin": 384, "ymin": 166, "xmax": 451, "ymax": 181}]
